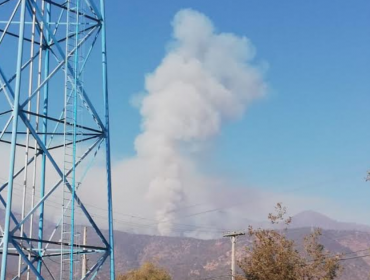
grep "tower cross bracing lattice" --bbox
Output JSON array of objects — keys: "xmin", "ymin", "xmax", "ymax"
[{"xmin": 0, "ymin": 0, "xmax": 115, "ymax": 279}]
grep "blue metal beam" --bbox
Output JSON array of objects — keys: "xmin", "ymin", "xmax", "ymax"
[
  {"xmin": 0, "ymin": 195, "xmax": 37, "ymax": 251},
  {"xmin": 0, "ymin": 1, "xmax": 27, "ymax": 278},
  {"xmin": 82, "ymin": 252, "xmax": 109, "ymax": 280},
  {"xmin": 9, "ymin": 137, "xmax": 109, "ymax": 248},
  {"xmin": 11, "ymin": 256, "xmax": 38, "ymax": 280},
  {"xmin": 19, "ymin": 25, "xmax": 98, "ymax": 109},
  {"xmin": 0, "ymin": 49, "xmax": 41, "ymax": 98},
  {"xmin": 0, "ymin": 152, "xmax": 38, "ymax": 193},
  {"xmin": 100, "ymin": 0, "xmax": 115, "ymax": 278},
  {"xmin": 0, "ymin": 66, "xmax": 106, "ymax": 250},
  {"xmin": 84, "ymin": 0, "xmax": 101, "ymax": 20},
  {"xmin": 0, "ymin": 116, "xmax": 13, "ymax": 141},
  {"xmin": 0, "ymin": 67, "xmax": 16, "ymax": 107},
  {"xmin": 37, "ymin": 1, "xmax": 51, "ymax": 276},
  {"xmin": 26, "ymin": 0, "xmax": 105, "ymax": 130},
  {"xmin": 78, "ymin": 25, "xmax": 101, "ymax": 77},
  {"xmin": 11, "ymin": 240, "xmax": 45, "ymax": 280},
  {"xmin": 70, "ymin": 1, "xmax": 81, "ymax": 276},
  {"xmin": 0, "ymin": 1, "xmax": 114, "ymax": 277},
  {"xmin": 0, "ymin": 0, "xmax": 21, "ymax": 45}
]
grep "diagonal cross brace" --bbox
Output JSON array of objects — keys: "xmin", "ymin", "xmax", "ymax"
[
  {"xmin": 0, "ymin": 48, "xmax": 41, "ymax": 99},
  {"xmin": 82, "ymin": 251, "xmax": 109, "ymax": 280},
  {"xmin": 0, "ymin": 66, "xmax": 109, "ymax": 248},
  {"xmin": 84, "ymin": 0, "xmax": 102, "ymax": 20},
  {"xmin": 26, "ymin": 0, "xmax": 105, "ymax": 130},
  {"xmin": 0, "ymin": 0, "xmax": 21, "ymax": 45},
  {"xmin": 11, "ymin": 239, "xmax": 45, "ymax": 280},
  {"xmin": 0, "ymin": 195, "xmax": 37, "ymax": 252},
  {"xmin": 19, "ymin": 25, "xmax": 99, "ymax": 109},
  {"xmin": 9, "ymin": 137, "xmax": 109, "ymax": 248},
  {"xmin": 11, "ymin": 255, "xmax": 39, "ymax": 280}
]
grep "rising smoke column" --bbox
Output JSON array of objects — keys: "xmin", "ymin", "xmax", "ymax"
[{"xmin": 134, "ymin": 9, "xmax": 267, "ymax": 235}]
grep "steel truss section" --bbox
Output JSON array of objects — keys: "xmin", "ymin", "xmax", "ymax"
[{"xmin": 0, "ymin": 0, "xmax": 115, "ymax": 279}]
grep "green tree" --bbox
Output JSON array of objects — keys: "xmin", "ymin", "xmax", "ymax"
[
  {"xmin": 237, "ymin": 203, "xmax": 342, "ymax": 280},
  {"xmin": 116, "ymin": 262, "xmax": 171, "ymax": 280}
]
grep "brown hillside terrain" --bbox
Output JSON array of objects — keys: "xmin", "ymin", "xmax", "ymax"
[
  {"xmin": 2, "ymin": 210, "xmax": 370, "ymax": 279},
  {"xmin": 109, "ymin": 228, "xmax": 370, "ymax": 280}
]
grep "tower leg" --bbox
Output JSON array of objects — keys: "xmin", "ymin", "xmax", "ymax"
[
  {"xmin": 100, "ymin": 0, "xmax": 115, "ymax": 278},
  {"xmin": 37, "ymin": 2, "xmax": 50, "ymax": 277},
  {"xmin": 0, "ymin": 0, "xmax": 27, "ymax": 279}
]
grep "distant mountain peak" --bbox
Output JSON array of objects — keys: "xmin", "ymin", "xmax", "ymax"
[
  {"xmin": 293, "ymin": 210, "xmax": 336, "ymax": 222},
  {"xmin": 291, "ymin": 210, "xmax": 370, "ymax": 232}
]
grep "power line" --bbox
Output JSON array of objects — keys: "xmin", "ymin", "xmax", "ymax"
[
  {"xmin": 1, "ymin": 166, "xmax": 368, "ymax": 236},
  {"xmin": 4, "ymin": 182, "xmax": 370, "ymax": 275},
  {"xmin": 338, "ymin": 253, "xmax": 370, "ymax": 262},
  {"xmin": 0, "ymin": 179, "xmax": 238, "ymax": 234},
  {"xmin": 0, "ymin": 178, "xmax": 235, "ymax": 233},
  {"xmin": 6, "ymin": 186, "xmax": 227, "ymax": 235},
  {"xmin": 2, "ymin": 174, "xmax": 370, "ymax": 238},
  {"xmin": 149, "ymin": 174, "xmax": 368, "ymax": 225}
]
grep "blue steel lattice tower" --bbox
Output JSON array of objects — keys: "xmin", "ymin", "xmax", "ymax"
[{"xmin": 0, "ymin": 0, "xmax": 115, "ymax": 279}]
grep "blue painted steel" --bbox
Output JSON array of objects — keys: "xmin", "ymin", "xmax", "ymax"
[
  {"xmin": 11, "ymin": 240, "xmax": 45, "ymax": 280},
  {"xmin": 9, "ymin": 136, "xmax": 110, "ymax": 248},
  {"xmin": 81, "ymin": 252, "xmax": 108, "ymax": 280},
  {"xmin": 0, "ymin": 0, "xmax": 21, "ymax": 45},
  {"xmin": 37, "ymin": 2, "xmax": 51, "ymax": 277},
  {"xmin": 0, "ymin": 195, "xmax": 36, "ymax": 252},
  {"xmin": 100, "ymin": 0, "xmax": 115, "ymax": 278},
  {"xmin": 19, "ymin": 26, "xmax": 99, "ymax": 109},
  {"xmin": 0, "ymin": 51, "xmax": 41, "ymax": 98},
  {"xmin": 11, "ymin": 257, "xmax": 38, "ymax": 280},
  {"xmin": 78, "ymin": 28, "xmax": 101, "ymax": 77},
  {"xmin": 90, "ymin": 252, "xmax": 109, "ymax": 280},
  {"xmin": 2, "ymin": 65, "xmax": 90, "ymax": 231},
  {"xmin": 0, "ymin": 90, "xmax": 108, "ymax": 248},
  {"xmin": 70, "ymin": 0, "xmax": 81, "ymax": 277},
  {"xmin": 0, "ymin": 116, "xmax": 12, "ymax": 140},
  {"xmin": 0, "ymin": 1, "xmax": 115, "ymax": 277},
  {"xmin": 24, "ymin": 1, "xmax": 105, "ymax": 130},
  {"xmin": 84, "ymin": 0, "xmax": 102, "ymax": 19},
  {"xmin": 0, "ymin": 1, "xmax": 27, "ymax": 279},
  {"xmin": 0, "ymin": 151, "xmax": 38, "ymax": 193}
]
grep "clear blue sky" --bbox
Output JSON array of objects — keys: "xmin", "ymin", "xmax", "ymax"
[{"xmin": 105, "ymin": 1, "xmax": 370, "ymax": 223}]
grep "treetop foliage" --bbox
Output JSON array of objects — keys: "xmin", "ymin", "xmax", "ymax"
[
  {"xmin": 237, "ymin": 203, "xmax": 342, "ymax": 280},
  {"xmin": 116, "ymin": 262, "xmax": 171, "ymax": 280}
]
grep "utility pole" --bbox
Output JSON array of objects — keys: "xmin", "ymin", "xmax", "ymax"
[
  {"xmin": 82, "ymin": 226, "xmax": 88, "ymax": 278},
  {"xmin": 223, "ymin": 231, "xmax": 245, "ymax": 280}
]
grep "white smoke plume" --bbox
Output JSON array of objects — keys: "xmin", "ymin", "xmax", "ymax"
[
  {"xmin": 0, "ymin": 10, "xmax": 358, "ymax": 240},
  {"xmin": 0, "ymin": 9, "xmax": 353, "ymax": 238},
  {"xmin": 133, "ymin": 9, "xmax": 266, "ymax": 235}
]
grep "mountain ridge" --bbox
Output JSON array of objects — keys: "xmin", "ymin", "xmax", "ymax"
[
  {"xmin": 2, "ymin": 209, "xmax": 370, "ymax": 279},
  {"xmin": 290, "ymin": 210, "xmax": 370, "ymax": 232}
]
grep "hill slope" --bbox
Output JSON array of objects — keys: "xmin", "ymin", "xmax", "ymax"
[
  {"xmin": 2, "ymin": 210, "xmax": 370, "ymax": 279},
  {"xmin": 110, "ymin": 229, "xmax": 370, "ymax": 280}
]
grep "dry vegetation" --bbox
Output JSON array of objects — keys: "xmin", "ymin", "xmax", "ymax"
[{"xmin": 237, "ymin": 203, "xmax": 342, "ymax": 280}]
